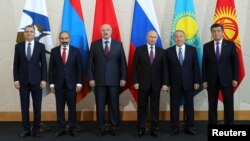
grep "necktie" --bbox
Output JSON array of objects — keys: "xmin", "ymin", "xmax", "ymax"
[
  {"xmin": 178, "ymin": 47, "xmax": 183, "ymax": 65},
  {"xmin": 62, "ymin": 47, "xmax": 67, "ymax": 64},
  {"xmin": 150, "ymin": 47, "xmax": 154, "ymax": 64},
  {"xmin": 27, "ymin": 42, "xmax": 31, "ymax": 61},
  {"xmin": 104, "ymin": 41, "xmax": 109, "ymax": 57},
  {"xmin": 216, "ymin": 42, "xmax": 220, "ymax": 61}
]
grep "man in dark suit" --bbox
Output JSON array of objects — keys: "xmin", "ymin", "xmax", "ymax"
[
  {"xmin": 13, "ymin": 25, "xmax": 47, "ymax": 137},
  {"xmin": 202, "ymin": 23, "xmax": 239, "ymax": 125},
  {"xmin": 49, "ymin": 31, "xmax": 82, "ymax": 137},
  {"xmin": 132, "ymin": 30, "xmax": 168, "ymax": 138},
  {"xmin": 88, "ymin": 24, "xmax": 127, "ymax": 136},
  {"xmin": 166, "ymin": 30, "xmax": 200, "ymax": 135}
]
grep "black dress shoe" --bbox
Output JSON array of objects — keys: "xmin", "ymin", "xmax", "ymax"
[
  {"xmin": 136, "ymin": 130, "xmax": 145, "ymax": 138},
  {"xmin": 170, "ymin": 128, "xmax": 179, "ymax": 136},
  {"xmin": 54, "ymin": 129, "xmax": 65, "ymax": 137},
  {"xmin": 185, "ymin": 127, "xmax": 197, "ymax": 135},
  {"xmin": 69, "ymin": 130, "xmax": 78, "ymax": 137},
  {"xmin": 150, "ymin": 130, "xmax": 159, "ymax": 138},
  {"xmin": 19, "ymin": 130, "xmax": 31, "ymax": 137},
  {"xmin": 97, "ymin": 130, "xmax": 105, "ymax": 136},
  {"xmin": 32, "ymin": 131, "xmax": 40, "ymax": 137},
  {"xmin": 111, "ymin": 129, "xmax": 119, "ymax": 136}
]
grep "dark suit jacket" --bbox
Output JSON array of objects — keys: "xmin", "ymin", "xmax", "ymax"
[
  {"xmin": 165, "ymin": 44, "xmax": 200, "ymax": 91},
  {"xmin": 49, "ymin": 46, "xmax": 82, "ymax": 89},
  {"xmin": 88, "ymin": 39, "xmax": 127, "ymax": 86},
  {"xmin": 202, "ymin": 39, "xmax": 239, "ymax": 87},
  {"xmin": 13, "ymin": 41, "xmax": 47, "ymax": 85},
  {"xmin": 132, "ymin": 45, "xmax": 168, "ymax": 91}
]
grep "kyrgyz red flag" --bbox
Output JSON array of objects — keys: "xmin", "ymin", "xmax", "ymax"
[
  {"xmin": 214, "ymin": 0, "xmax": 245, "ymax": 101},
  {"xmin": 92, "ymin": 0, "xmax": 121, "ymax": 41}
]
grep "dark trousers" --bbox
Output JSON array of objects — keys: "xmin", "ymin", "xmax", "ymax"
[
  {"xmin": 95, "ymin": 86, "xmax": 119, "ymax": 131},
  {"xmin": 170, "ymin": 88, "xmax": 194, "ymax": 128},
  {"xmin": 55, "ymin": 84, "xmax": 77, "ymax": 130},
  {"xmin": 208, "ymin": 77, "xmax": 234, "ymax": 125},
  {"xmin": 19, "ymin": 83, "xmax": 42, "ymax": 132},
  {"xmin": 137, "ymin": 89, "xmax": 160, "ymax": 130}
]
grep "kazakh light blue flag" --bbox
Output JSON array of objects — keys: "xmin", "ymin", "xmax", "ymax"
[
  {"xmin": 61, "ymin": 0, "xmax": 89, "ymax": 102},
  {"xmin": 170, "ymin": 0, "xmax": 203, "ymax": 105}
]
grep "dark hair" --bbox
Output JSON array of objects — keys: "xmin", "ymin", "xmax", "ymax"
[
  {"xmin": 24, "ymin": 25, "xmax": 35, "ymax": 31},
  {"xmin": 59, "ymin": 31, "xmax": 71, "ymax": 38},
  {"xmin": 210, "ymin": 23, "xmax": 224, "ymax": 31}
]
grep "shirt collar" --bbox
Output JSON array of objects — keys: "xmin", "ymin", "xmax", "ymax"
[
  {"xmin": 214, "ymin": 39, "xmax": 223, "ymax": 44},
  {"xmin": 147, "ymin": 43, "xmax": 155, "ymax": 49},
  {"xmin": 61, "ymin": 44, "xmax": 69, "ymax": 50},
  {"xmin": 176, "ymin": 44, "xmax": 185, "ymax": 49},
  {"xmin": 102, "ymin": 38, "xmax": 111, "ymax": 44},
  {"xmin": 25, "ymin": 40, "xmax": 34, "ymax": 46}
]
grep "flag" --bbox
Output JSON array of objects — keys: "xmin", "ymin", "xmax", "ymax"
[
  {"xmin": 128, "ymin": 0, "xmax": 162, "ymax": 102},
  {"xmin": 16, "ymin": 0, "xmax": 53, "ymax": 96},
  {"xmin": 92, "ymin": 0, "xmax": 121, "ymax": 42},
  {"xmin": 170, "ymin": 0, "xmax": 203, "ymax": 104},
  {"xmin": 214, "ymin": 0, "xmax": 245, "ymax": 101},
  {"xmin": 61, "ymin": 0, "xmax": 89, "ymax": 102},
  {"xmin": 91, "ymin": 0, "xmax": 121, "ymax": 92}
]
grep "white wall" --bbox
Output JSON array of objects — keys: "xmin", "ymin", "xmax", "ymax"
[{"xmin": 0, "ymin": 0, "xmax": 250, "ymax": 112}]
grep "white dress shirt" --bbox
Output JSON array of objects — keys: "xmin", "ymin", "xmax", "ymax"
[
  {"xmin": 214, "ymin": 39, "xmax": 223, "ymax": 56},
  {"xmin": 25, "ymin": 40, "xmax": 35, "ymax": 57},
  {"xmin": 176, "ymin": 44, "xmax": 186, "ymax": 60},
  {"xmin": 147, "ymin": 43, "xmax": 155, "ymax": 57}
]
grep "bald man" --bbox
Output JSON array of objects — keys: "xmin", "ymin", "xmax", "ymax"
[{"xmin": 88, "ymin": 24, "xmax": 127, "ymax": 136}]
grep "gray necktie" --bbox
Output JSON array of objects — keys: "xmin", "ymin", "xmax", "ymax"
[
  {"xmin": 178, "ymin": 47, "xmax": 183, "ymax": 65},
  {"xmin": 27, "ymin": 42, "xmax": 31, "ymax": 61}
]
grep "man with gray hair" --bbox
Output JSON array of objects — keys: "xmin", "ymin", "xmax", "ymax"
[{"xmin": 13, "ymin": 25, "xmax": 47, "ymax": 137}]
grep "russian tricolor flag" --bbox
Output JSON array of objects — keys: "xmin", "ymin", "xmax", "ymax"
[
  {"xmin": 61, "ymin": 0, "xmax": 89, "ymax": 102},
  {"xmin": 128, "ymin": 0, "xmax": 162, "ymax": 102}
]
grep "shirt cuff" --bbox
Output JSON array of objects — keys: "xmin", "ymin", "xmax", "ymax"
[
  {"xmin": 50, "ymin": 84, "xmax": 54, "ymax": 88},
  {"xmin": 77, "ymin": 83, "xmax": 82, "ymax": 87}
]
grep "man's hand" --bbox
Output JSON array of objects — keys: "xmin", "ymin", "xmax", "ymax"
[
  {"xmin": 232, "ymin": 80, "xmax": 238, "ymax": 87},
  {"xmin": 134, "ymin": 83, "xmax": 139, "ymax": 90},
  {"xmin": 194, "ymin": 83, "xmax": 200, "ymax": 90},
  {"xmin": 40, "ymin": 81, "xmax": 46, "ymax": 89},
  {"xmin": 76, "ymin": 86, "xmax": 82, "ymax": 92},
  {"xmin": 203, "ymin": 82, "xmax": 208, "ymax": 89},
  {"xmin": 50, "ymin": 87, "xmax": 55, "ymax": 93},
  {"xmin": 161, "ymin": 85, "xmax": 169, "ymax": 92},
  {"xmin": 89, "ymin": 80, "xmax": 95, "ymax": 87},
  {"xmin": 120, "ymin": 80, "xmax": 126, "ymax": 87},
  {"xmin": 14, "ymin": 81, "xmax": 20, "ymax": 89}
]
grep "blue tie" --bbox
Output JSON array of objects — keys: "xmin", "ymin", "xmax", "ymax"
[
  {"xmin": 178, "ymin": 47, "xmax": 183, "ymax": 65},
  {"xmin": 27, "ymin": 42, "xmax": 31, "ymax": 61}
]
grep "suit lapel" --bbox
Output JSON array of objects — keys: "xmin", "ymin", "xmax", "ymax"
[
  {"xmin": 57, "ymin": 47, "xmax": 64, "ymax": 65},
  {"xmin": 220, "ymin": 40, "xmax": 227, "ymax": 62},
  {"xmin": 107, "ymin": 40, "xmax": 114, "ymax": 61},
  {"xmin": 143, "ymin": 46, "xmax": 151, "ymax": 64},
  {"xmin": 98, "ymin": 40, "xmax": 106, "ymax": 59},
  {"xmin": 173, "ymin": 46, "xmax": 182, "ymax": 66},
  {"xmin": 65, "ymin": 46, "xmax": 73, "ymax": 65},
  {"xmin": 30, "ymin": 42, "xmax": 38, "ymax": 61},
  {"xmin": 21, "ymin": 42, "xmax": 28, "ymax": 61},
  {"xmin": 210, "ymin": 41, "xmax": 219, "ymax": 62},
  {"xmin": 152, "ymin": 47, "xmax": 159, "ymax": 65}
]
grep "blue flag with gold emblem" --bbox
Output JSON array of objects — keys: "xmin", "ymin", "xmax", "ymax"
[{"xmin": 170, "ymin": 0, "xmax": 203, "ymax": 105}]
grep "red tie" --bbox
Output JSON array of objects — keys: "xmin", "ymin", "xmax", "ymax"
[
  {"xmin": 104, "ymin": 41, "xmax": 109, "ymax": 57},
  {"xmin": 62, "ymin": 47, "xmax": 67, "ymax": 64}
]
